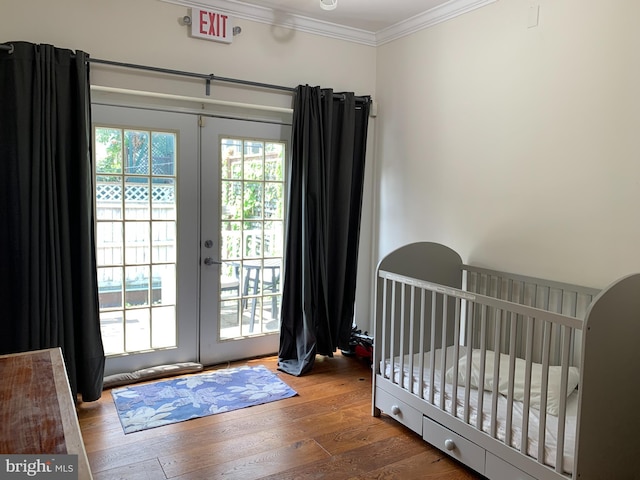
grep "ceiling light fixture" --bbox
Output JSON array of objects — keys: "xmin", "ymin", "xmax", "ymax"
[{"xmin": 320, "ymin": 0, "xmax": 337, "ymax": 11}]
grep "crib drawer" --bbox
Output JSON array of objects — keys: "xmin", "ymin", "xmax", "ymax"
[
  {"xmin": 485, "ymin": 452, "xmax": 536, "ymax": 480},
  {"xmin": 375, "ymin": 388, "xmax": 422, "ymax": 434},
  {"xmin": 422, "ymin": 416, "xmax": 485, "ymax": 474}
]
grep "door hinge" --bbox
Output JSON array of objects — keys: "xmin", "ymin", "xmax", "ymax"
[{"xmin": 199, "ymin": 115, "xmax": 206, "ymax": 127}]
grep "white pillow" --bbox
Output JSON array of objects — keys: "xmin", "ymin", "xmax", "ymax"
[{"xmin": 445, "ymin": 350, "xmax": 579, "ymax": 416}]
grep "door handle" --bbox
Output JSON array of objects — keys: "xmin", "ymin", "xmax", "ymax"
[{"xmin": 203, "ymin": 257, "xmax": 222, "ymax": 266}]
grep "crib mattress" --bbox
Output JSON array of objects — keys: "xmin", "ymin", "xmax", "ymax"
[{"xmin": 381, "ymin": 346, "xmax": 577, "ymax": 474}]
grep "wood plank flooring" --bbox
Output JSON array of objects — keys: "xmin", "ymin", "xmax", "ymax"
[{"xmin": 78, "ymin": 352, "xmax": 482, "ymax": 480}]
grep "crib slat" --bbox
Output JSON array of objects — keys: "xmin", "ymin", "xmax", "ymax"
[
  {"xmin": 439, "ymin": 293, "xmax": 448, "ymax": 411},
  {"xmin": 408, "ymin": 285, "xmax": 415, "ymax": 395},
  {"xmin": 550, "ymin": 289, "xmax": 562, "ymax": 364},
  {"xmin": 537, "ymin": 320, "xmax": 552, "ymax": 466},
  {"xmin": 520, "ymin": 315, "xmax": 534, "ymax": 455},
  {"xmin": 389, "ymin": 281, "xmax": 396, "ymax": 385},
  {"xmin": 398, "ymin": 283, "xmax": 406, "ymax": 389},
  {"xmin": 490, "ymin": 309, "xmax": 502, "ymax": 438},
  {"xmin": 428, "ymin": 291, "xmax": 437, "ymax": 404},
  {"xmin": 476, "ymin": 304, "xmax": 487, "ymax": 431},
  {"xmin": 516, "ymin": 281, "xmax": 525, "ymax": 358},
  {"xmin": 505, "ymin": 312, "xmax": 517, "ymax": 448},
  {"xmin": 464, "ymin": 301, "xmax": 474, "ymax": 423},
  {"xmin": 381, "ymin": 278, "xmax": 388, "ymax": 380},
  {"xmin": 568, "ymin": 291, "xmax": 578, "ymax": 366},
  {"xmin": 418, "ymin": 288, "xmax": 426, "ymax": 399},
  {"xmin": 555, "ymin": 324, "xmax": 572, "ymax": 473},
  {"xmin": 452, "ymin": 297, "xmax": 462, "ymax": 416}
]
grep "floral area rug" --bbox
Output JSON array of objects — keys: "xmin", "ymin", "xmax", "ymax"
[{"xmin": 111, "ymin": 365, "xmax": 297, "ymax": 434}]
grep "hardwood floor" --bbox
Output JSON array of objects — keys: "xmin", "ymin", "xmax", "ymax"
[{"xmin": 78, "ymin": 352, "xmax": 482, "ymax": 480}]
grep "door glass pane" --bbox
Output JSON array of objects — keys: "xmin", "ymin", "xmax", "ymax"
[
  {"xmin": 152, "ymin": 178, "xmax": 176, "ymax": 220},
  {"xmin": 219, "ymin": 138, "xmax": 285, "ymax": 340},
  {"xmin": 95, "ymin": 126, "xmax": 178, "ymax": 356},
  {"xmin": 124, "ymin": 130, "xmax": 150, "ymax": 175}
]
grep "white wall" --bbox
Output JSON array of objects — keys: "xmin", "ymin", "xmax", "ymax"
[
  {"xmin": 1, "ymin": 0, "xmax": 377, "ymax": 331},
  {"xmin": 375, "ymin": 0, "xmax": 640, "ymax": 289}
]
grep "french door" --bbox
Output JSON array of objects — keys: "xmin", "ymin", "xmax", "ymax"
[
  {"xmin": 199, "ymin": 117, "xmax": 290, "ymax": 365},
  {"xmin": 92, "ymin": 104, "xmax": 290, "ymax": 375}
]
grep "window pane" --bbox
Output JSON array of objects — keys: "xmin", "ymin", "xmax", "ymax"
[
  {"xmin": 243, "ymin": 182, "xmax": 263, "ymax": 220},
  {"xmin": 125, "ymin": 177, "xmax": 150, "ymax": 220},
  {"xmin": 152, "ymin": 221, "xmax": 176, "ymax": 263},
  {"xmin": 125, "ymin": 221, "xmax": 150, "ymax": 265},
  {"xmin": 243, "ymin": 222, "xmax": 262, "ymax": 258},
  {"xmin": 265, "ymin": 142, "xmax": 284, "ymax": 181},
  {"xmin": 152, "ymin": 264, "xmax": 176, "ymax": 305},
  {"xmin": 244, "ymin": 141, "xmax": 264, "ymax": 180},
  {"xmin": 125, "ymin": 309, "xmax": 151, "ymax": 352},
  {"xmin": 264, "ymin": 182, "xmax": 283, "ymax": 219},
  {"xmin": 261, "ymin": 259, "xmax": 281, "ymax": 294},
  {"xmin": 124, "ymin": 130, "xmax": 150, "ymax": 175},
  {"xmin": 221, "ymin": 221, "xmax": 242, "ymax": 260},
  {"xmin": 241, "ymin": 297, "xmax": 260, "ymax": 337},
  {"xmin": 96, "ymin": 222, "xmax": 123, "ymax": 266},
  {"xmin": 263, "ymin": 221, "xmax": 283, "ymax": 258},
  {"xmin": 96, "ymin": 177, "xmax": 122, "ymax": 220},
  {"xmin": 98, "ymin": 267, "xmax": 123, "ymax": 309},
  {"xmin": 100, "ymin": 311, "xmax": 124, "ymax": 355},
  {"xmin": 220, "ymin": 299, "xmax": 241, "ymax": 340},
  {"xmin": 152, "ymin": 306, "xmax": 176, "ymax": 348},
  {"xmin": 125, "ymin": 265, "xmax": 150, "ymax": 307},
  {"xmin": 221, "ymin": 180, "xmax": 242, "ymax": 220},
  {"xmin": 151, "ymin": 132, "xmax": 175, "ymax": 176},
  {"xmin": 152, "ymin": 178, "xmax": 176, "ymax": 220},
  {"xmin": 95, "ymin": 128, "xmax": 122, "ymax": 174},
  {"xmin": 221, "ymin": 139, "xmax": 242, "ymax": 180}
]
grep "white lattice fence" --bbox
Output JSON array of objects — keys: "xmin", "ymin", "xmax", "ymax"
[{"xmin": 96, "ymin": 183, "xmax": 175, "ymax": 203}]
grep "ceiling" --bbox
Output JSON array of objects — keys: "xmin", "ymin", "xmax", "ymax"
[
  {"xmin": 165, "ymin": 0, "xmax": 497, "ymax": 45},
  {"xmin": 227, "ymin": 0, "xmax": 452, "ymax": 32}
]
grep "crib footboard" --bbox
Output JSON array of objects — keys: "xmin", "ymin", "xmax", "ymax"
[{"xmin": 372, "ymin": 242, "xmax": 595, "ymax": 480}]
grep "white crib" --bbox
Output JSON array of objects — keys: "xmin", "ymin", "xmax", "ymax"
[{"xmin": 372, "ymin": 242, "xmax": 640, "ymax": 479}]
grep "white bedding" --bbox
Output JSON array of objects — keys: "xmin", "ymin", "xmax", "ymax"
[{"xmin": 381, "ymin": 346, "xmax": 577, "ymax": 474}]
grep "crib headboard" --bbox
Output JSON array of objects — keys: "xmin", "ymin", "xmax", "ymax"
[{"xmin": 377, "ymin": 242, "xmax": 463, "ymax": 287}]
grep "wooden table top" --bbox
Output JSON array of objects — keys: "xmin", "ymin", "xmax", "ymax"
[{"xmin": 0, "ymin": 348, "xmax": 93, "ymax": 479}]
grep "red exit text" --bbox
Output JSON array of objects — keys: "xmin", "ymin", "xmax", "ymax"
[{"xmin": 190, "ymin": 8, "xmax": 233, "ymax": 44}]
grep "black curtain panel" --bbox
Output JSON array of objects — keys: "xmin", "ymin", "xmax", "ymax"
[
  {"xmin": 0, "ymin": 42, "xmax": 105, "ymax": 401},
  {"xmin": 278, "ymin": 85, "xmax": 370, "ymax": 376}
]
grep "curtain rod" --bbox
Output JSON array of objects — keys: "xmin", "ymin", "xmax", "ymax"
[
  {"xmin": 92, "ymin": 85, "xmax": 293, "ymax": 115},
  {"xmin": 1, "ymin": 43, "xmax": 371, "ymax": 104},
  {"xmin": 89, "ymin": 58, "xmax": 371, "ymax": 104},
  {"xmin": 89, "ymin": 57, "xmax": 294, "ymax": 97}
]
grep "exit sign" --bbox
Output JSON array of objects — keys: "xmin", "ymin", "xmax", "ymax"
[{"xmin": 190, "ymin": 8, "xmax": 232, "ymax": 44}]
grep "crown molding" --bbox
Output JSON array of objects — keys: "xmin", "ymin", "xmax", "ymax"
[
  {"xmin": 376, "ymin": 0, "xmax": 498, "ymax": 46},
  {"xmin": 160, "ymin": 0, "xmax": 497, "ymax": 47}
]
